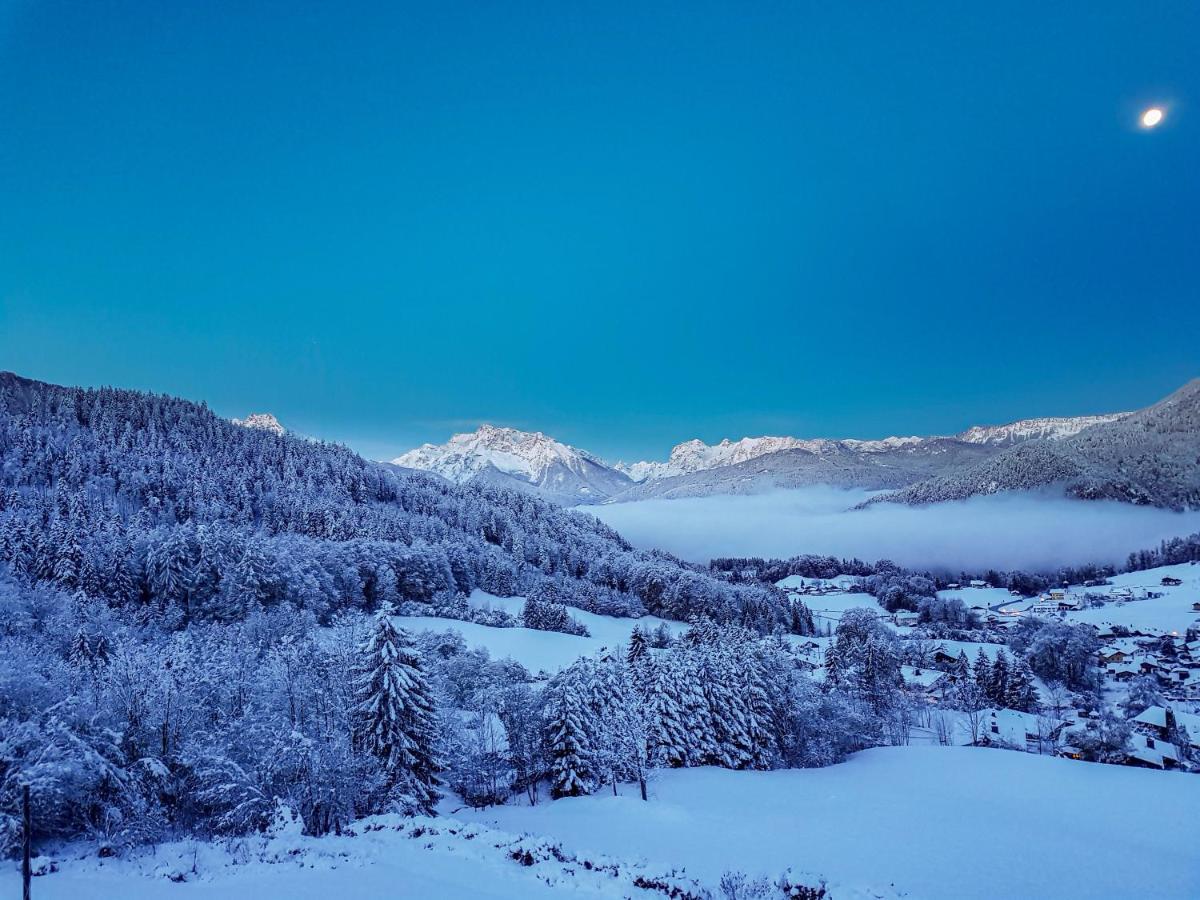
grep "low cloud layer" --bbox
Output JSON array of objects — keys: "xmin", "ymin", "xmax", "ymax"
[{"xmin": 585, "ymin": 487, "xmax": 1200, "ymax": 572}]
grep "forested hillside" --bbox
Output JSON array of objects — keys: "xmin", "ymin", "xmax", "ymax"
[
  {"xmin": 870, "ymin": 379, "xmax": 1200, "ymax": 510},
  {"xmin": 0, "ymin": 372, "xmax": 799, "ymax": 632}
]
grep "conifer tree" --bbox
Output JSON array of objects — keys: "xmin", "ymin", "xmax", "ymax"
[
  {"xmin": 646, "ymin": 657, "xmax": 690, "ymax": 768},
  {"xmin": 545, "ymin": 667, "xmax": 593, "ymax": 798},
  {"xmin": 1005, "ymin": 658, "xmax": 1038, "ymax": 712},
  {"xmin": 352, "ymin": 607, "xmax": 442, "ymax": 814},
  {"xmin": 627, "ymin": 626, "xmax": 649, "ymax": 665},
  {"xmin": 990, "ymin": 651, "xmax": 1011, "ymax": 706},
  {"xmin": 973, "ymin": 649, "xmax": 993, "ymax": 703},
  {"xmin": 68, "ymin": 628, "xmax": 92, "ymax": 668}
]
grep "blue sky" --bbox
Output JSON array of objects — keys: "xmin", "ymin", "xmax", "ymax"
[{"xmin": 1, "ymin": 2, "xmax": 1197, "ymax": 462}]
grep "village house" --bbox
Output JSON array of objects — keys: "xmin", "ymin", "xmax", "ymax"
[
  {"xmin": 979, "ymin": 708, "xmax": 1065, "ymax": 753},
  {"xmin": 1028, "ymin": 596, "xmax": 1060, "ymax": 618},
  {"xmin": 1132, "ymin": 705, "xmax": 1200, "ymax": 754},
  {"xmin": 1160, "ymin": 576, "xmax": 1183, "ymax": 587},
  {"xmin": 900, "ymin": 665, "xmax": 950, "ymax": 702},
  {"xmin": 892, "ymin": 611, "xmax": 920, "ymax": 627}
]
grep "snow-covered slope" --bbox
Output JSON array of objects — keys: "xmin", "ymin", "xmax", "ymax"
[
  {"xmin": 461, "ymin": 746, "xmax": 1200, "ymax": 900},
  {"xmin": 392, "ymin": 425, "xmax": 633, "ymax": 505},
  {"xmin": 395, "ymin": 590, "xmax": 686, "ymax": 675},
  {"xmin": 955, "ymin": 413, "xmax": 1128, "ymax": 446},
  {"xmin": 871, "ymin": 379, "xmax": 1200, "ymax": 510},
  {"xmin": 231, "ymin": 412, "xmax": 285, "ymax": 435}
]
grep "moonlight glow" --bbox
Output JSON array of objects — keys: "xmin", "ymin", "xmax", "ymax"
[{"xmin": 1141, "ymin": 107, "xmax": 1164, "ymax": 128}]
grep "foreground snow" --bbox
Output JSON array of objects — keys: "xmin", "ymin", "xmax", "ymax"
[
  {"xmin": 7, "ymin": 815, "xmax": 711, "ymax": 900},
  {"xmin": 461, "ymin": 746, "xmax": 1200, "ymax": 900},
  {"xmin": 12, "ymin": 747, "xmax": 1197, "ymax": 899}
]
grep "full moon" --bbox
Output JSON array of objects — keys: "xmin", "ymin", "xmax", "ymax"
[{"xmin": 1141, "ymin": 107, "xmax": 1164, "ymax": 128}]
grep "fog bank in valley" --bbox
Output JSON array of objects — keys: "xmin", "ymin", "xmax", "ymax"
[{"xmin": 584, "ymin": 487, "xmax": 1200, "ymax": 572}]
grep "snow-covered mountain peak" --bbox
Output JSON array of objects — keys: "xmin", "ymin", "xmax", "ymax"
[
  {"xmin": 392, "ymin": 425, "xmax": 632, "ymax": 503},
  {"xmin": 954, "ymin": 413, "xmax": 1128, "ymax": 446},
  {"xmin": 232, "ymin": 412, "xmax": 285, "ymax": 436}
]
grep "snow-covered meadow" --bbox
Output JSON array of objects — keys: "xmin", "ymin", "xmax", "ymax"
[
  {"xmin": 15, "ymin": 747, "xmax": 1198, "ymax": 900},
  {"xmin": 393, "ymin": 590, "xmax": 686, "ymax": 674},
  {"xmin": 461, "ymin": 747, "xmax": 1200, "ymax": 899},
  {"xmin": 588, "ymin": 487, "xmax": 1200, "ymax": 570}
]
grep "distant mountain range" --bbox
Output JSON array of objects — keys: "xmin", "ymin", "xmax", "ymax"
[{"xmin": 385, "ymin": 385, "xmax": 1200, "ymax": 510}]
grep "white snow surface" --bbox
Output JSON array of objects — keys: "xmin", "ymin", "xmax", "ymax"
[
  {"xmin": 394, "ymin": 590, "xmax": 685, "ymax": 674},
  {"xmin": 461, "ymin": 746, "xmax": 1200, "ymax": 900},
  {"xmin": 8, "ymin": 814, "xmax": 705, "ymax": 900}
]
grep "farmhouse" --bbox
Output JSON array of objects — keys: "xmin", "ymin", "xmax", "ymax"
[
  {"xmin": 1028, "ymin": 596, "xmax": 1060, "ymax": 618},
  {"xmin": 900, "ymin": 665, "xmax": 949, "ymax": 701},
  {"xmin": 979, "ymin": 708, "xmax": 1064, "ymax": 752},
  {"xmin": 1132, "ymin": 705, "xmax": 1200, "ymax": 752}
]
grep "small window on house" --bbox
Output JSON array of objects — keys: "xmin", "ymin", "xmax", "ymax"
[{"xmin": 1146, "ymin": 736, "xmax": 1154, "ymax": 748}]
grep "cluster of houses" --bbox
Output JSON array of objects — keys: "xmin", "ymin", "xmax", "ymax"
[
  {"xmin": 1127, "ymin": 705, "xmax": 1200, "ymax": 769},
  {"xmin": 1098, "ymin": 634, "xmax": 1200, "ymax": 702}
]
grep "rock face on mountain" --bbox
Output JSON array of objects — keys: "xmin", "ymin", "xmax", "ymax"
[
  {"xmin": 868, "ymin": 380, "xmax": 1200, "ymax": 510},
  {"xmin": 232, "ymin": 412, "xmax": 286, "ymax": 436},
  {"xmin": 391, "ymin": 425, "xmax": 634, "ymax": 505},
  {"xmin": 955, "ymin": 414, "xmax": 1128, "ymax": 446}
]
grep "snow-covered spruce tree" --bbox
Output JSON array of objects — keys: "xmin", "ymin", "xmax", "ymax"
[
  {"xmin": 68, "ymin": 628, "xmax": 92, "ymax": 668},
  {"xmin": 1004, "ymin": 657, "xmax": 1038, "ymax": 712},
  {"xmin": 700, "ymin": 644, "xmax": 755, "ymax": 769},
  {"xmin": 543, "ymin": 664, "xmax": 595, "ymax": 798},
  {"xmin": 645, "ymin": 655, "xmax": 691, "ymax": 768},
  {"xmin": 989, "ymin": 650, "xmax": 1011, "ymax": 706},
  {"xmin": 584, "ymin": 657, "xmax": 648, "ymax": 796},
  {"xmin": 627, "ymin": 626, "xmax": 649, "ymax": 665},
  {"xmin": 352, "ymin": 607, "xmax": 442, "ymax": 815},
  {"xmin": 973, "ymin": 648, "xmax": 993, "ymax": 703}
]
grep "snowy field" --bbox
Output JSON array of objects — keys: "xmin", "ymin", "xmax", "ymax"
[
  {"xmin": 4, "ymin": 815, "xmax": 680, "ymax": 900},
  {"xmin": 17, "ymin": 748, "xmax": 1197, "ymax": 899},
  {"xmin": 462, "ymin": 746, "xmax": 1200, "ymax": 900},
  {"xmin": 1057, "ymin": 563, "xmax": 1200, "ymax": 634},
  {"xmin": 993, "ymin": 563, "xmax": 1200, "ymax": 635},
  {"xmin": 587, "ymin": 487, "xmax": 1200, "ymax": 570},
  {"xmin": 394, "ymin": 590, "xmax": 686, "ymax": 674}
]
